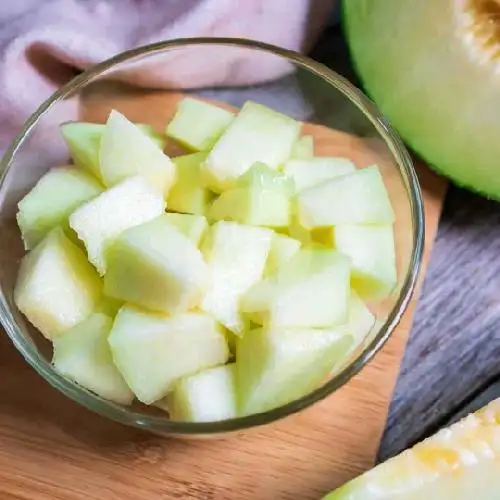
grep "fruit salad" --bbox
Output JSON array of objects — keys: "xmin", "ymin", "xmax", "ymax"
[{"xmin": 14, "ymin": 98, "xmax": 397, "ymax": 423}]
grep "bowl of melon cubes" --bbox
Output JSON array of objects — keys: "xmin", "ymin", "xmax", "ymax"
[{"xmin": 0, "ymin": 39, "xmax": 424, "ymax": 436}]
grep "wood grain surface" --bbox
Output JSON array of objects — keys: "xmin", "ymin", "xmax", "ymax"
[{"xmin": 0, "ymin": 85, "xmax": 446, "ymax": 499}]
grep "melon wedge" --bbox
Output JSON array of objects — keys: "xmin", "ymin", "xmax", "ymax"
[
  {"xmin": 323, "ymin": 398, "xmax": 500, "ymax": 499},
  {"xmin": 344, "ymin": 0, "xmax": 500, "ymax": 198}
]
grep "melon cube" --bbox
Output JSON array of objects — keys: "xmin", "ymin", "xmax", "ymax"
[
  {"xmin": 283, "ymin": 157, "xmax": 356, "ymax": 192},
  {"xmin": 241, "ymin": 248, "xmax": 351, "ymax": 329},
  {"xmin": 264, "ymin": 233, "xmax": 301, "ymax": 276},
  {"xmin": 201, "ymin": 221, "xmax": 273, "ymax": 335},
  {"xmin": 208, "ymin": 163, "xmax": 293, "ymax": 227},
  {"xmin": 163, "ymin": 213, "xmax": 208, "ymax": 246},
  {"xmin": 69, "ymin": 176, "xmax": 164, "ymax": 275},
  {"xmin": 52, "ymin": 313, "xmax": 133, "ymax": 405},
  {"xmin": 14, "ymin": 228, "xmax": 102, "ymax": 339},
  {"xmin": 104, "ymin": 215, "xmax": 209, "ymax": 314},
  {"xmin": 342, "ymin": 292, "xmax": 376, "ymax": 355},
  {"xmin": 108, "ymin": 306, "xmax": 229, "ymax": 404},
  {"xmin": 236, "ymin": 326, "xmax": 352, "ymax": 415},
  {"xmin": 16, "ymin": 167, "xmax": 103, "ymax": 250},
  {"xmin": 168, "ymin": 152, "xmax": 213, "ymax": 215},
  {"xmin": 203, "ymin": 101, "xmax": 300, "ymax": 191},
  {"xmin": 99, "ymin": 110, "xmax": 176, "ymax": 196},
  {"xmin": 167, "ymin": 364, "xmax": 237, "ymax": 422},
  {"xmin": 291, "ymin": 135, "xmax": 314, "ymax": 159},
  {"xmin": 166, "ymin": 97, "xmax": 234, "ymax": 151},
  {"xmin": 297, "ymin": 165, "xmax": 395, "ymax": 228},
  {"xmin": 334, "ymin": 224, "xmax": 397, "ymax": 300}
]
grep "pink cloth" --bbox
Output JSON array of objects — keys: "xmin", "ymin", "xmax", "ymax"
[{"xmin": 0, "ymin": 0, "xmax": 334, "ymax": 154}]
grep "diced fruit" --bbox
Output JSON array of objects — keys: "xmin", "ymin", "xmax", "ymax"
[
  {"xmin": 287, "ymin": 216, "xmax": 314, "ymax": 245},
  {"xmin": 264, "ymin": 233, "xmax": 301, "ymax": 276},
  {"xmin": 236, "ymin": 326, "xmax": 352, "ymax": 415},
  {"xmin": 108, "ymin": 306, "xmax": 229, "ymax": 404},
  {"xmin": 99, "ymin": 110, "xmax": 176, "ymax": 196},
  {"xmin": 96, "ymin": 296, "xmax": 123, "ymax": 317},
  {"xmin": 291, "ymin": 135, "xmax": 314, "ymax": 159},
  {"xmin": 104, "ymin": 215, "xmax": 209, "ymax": 314},
  {"xmin": 201, "ymin": 221, "xmax": 273, "ymax": 335},
  {"xmin": 14, "ymin": 228, "xmax": 102, "ymax": 339},
  {"xmin": 334, "ymin": 225, "xmax": 397, "ymax": 300},
  {"xmin": 167, "ymin": 364, "xmax": 237, "ymax": 422},
  {"xmin": 166, "ymin": 97, "xmax": 234, "ymax": 151},
  {"xmin": 163, "ymin": 213, "xmax": 208, "ymax": 246},
  {"xmin": 69, "ymin": 176, "xmax": 164, "ymax": 275},
  {"xmin": 16, "ymin": 167, "xmax": 103, "ymax": 250},
  {"xmin": 323, "ymin": 398, "xmax": 500, "ymax": 499},
  {"xmin": 203, "ymin": 101, "xmax": 300, "ymax": 191},
  {"xmin": 283, "ymin": 157, "xmax": 356, "ymax": 192},
  {"xmin": 208, "ymin": 162, "xmax": 293, "ymax": 227},
  {"xmin": 297, "ymin": 165, "xmax": 395, "ymax": 228},
  {"xmin": 168, "ymin": 152, "xmax": 213, "ymax": 215},
  {"xmin": 60, "ymin": 122, "xmax": 165, "ymax": 179},
  {"xmin": 241, "ymin": 248, "xmax": 350, "ymax": 329},
  {"xmin": 52, "ymin": 313, "xmax": 133, "ymax": 405}
]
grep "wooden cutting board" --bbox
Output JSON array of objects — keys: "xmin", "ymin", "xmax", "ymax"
[{"xmin": 0, "ymin": 87, "xmax": 447, "ymax": 500}]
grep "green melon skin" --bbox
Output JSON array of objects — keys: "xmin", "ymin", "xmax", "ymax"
[{"xmin": 343, "ymin": 0, "xmax": 500, "ymax": 199}]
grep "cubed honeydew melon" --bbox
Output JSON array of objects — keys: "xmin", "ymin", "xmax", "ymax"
[
  {"xmin": 163, "ymin": 213, "xmax": 208, "ymax": 246},
  {"xmin": 208, "ymin": 163, "xmax": 294, "ymax": 227},
  {"xmin": 168, "ymin": 152, "xmax": 213, "ymax": 215},
  {"xmin": 14, "ymin": 228, "xmax": 102, "ymax": 340},
  {"xmin": 60, "ymin": 122, "xmax": 165, "ymax": 179},
  {"xmin": 291, "ymin": 135, "xmax": 314, "ymax": 159},
  {"xmin": 16, "ymin": 167, "xmax": 103, "ymax": 250},
  {"xmin": 52, "ymin": 313, "xmax": 133, "ymax": 405},
  {"xmin": 334, "ymin": 224, "xmax": 397, "ymax": 301},
  {"xmin": 108, "ymin": 305, "xmax": 229, "ymax": 404},
  {"xmin": 236, "ymin": 326, "xmax": 352, "ymax": 415},
  {"xmin": 99, "ymin": 110, "xmax": 176, "ymax": 196},
  {"xmin": 69, "ymin": 176, "xmax": 164, "ymax": 275},
  {"xmin": 201, "ymin": 221, "xmax": 273, "ymax": 335},
  {"xmin": 104, "ymin": 215, "xmax": 209, "ymax": 314},
  {"xmin": 297, "ymin": 166, "xmax": 395, "ymax": 228},
  {"xmin": 241, "ymin": 248, "xmax": 351, "ymax": 329},
  {"xmin": 166, "ymin": 97, "xmax": 234, "ymax": 151},
  {"xmin": 283, "ymin": 157, "xmax": 356, "ymax": 192},
  {"xmin": 264, "ymin": 233, "xmax": 301, "ymax": 276},
  {"xmin": 203, "ymin": 101, "xmax": 300, "ymax": 191},
  {"xmin": 167, "ymin": 363, "xmax": 237, "ymax": 422}
]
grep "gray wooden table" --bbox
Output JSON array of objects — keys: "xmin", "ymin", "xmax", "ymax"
[{"xmin": 311, "ymin": 26, "xmax": 500, "ymax": 461}]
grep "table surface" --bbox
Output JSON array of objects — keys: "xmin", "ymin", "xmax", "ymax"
[{"xmin": 312, "ymin": 26, "xmax": 500, "ymax": 461}]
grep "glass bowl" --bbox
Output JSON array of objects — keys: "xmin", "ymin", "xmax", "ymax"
[{"xmin": 0, "ymin": 38, "xmax": 424, "ymax": 438}]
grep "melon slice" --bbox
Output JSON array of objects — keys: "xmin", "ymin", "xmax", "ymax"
[
  {"xmin": 14, "ymin": 228, "xmax": 102, "ymax": 339},
  {"xmin": 283, "ymin": 157, "xmax": 356, "ymax": 192},
  {"xmin": 241, "ymin": 248, "xmax": 351, "ymax": 329},
  {"xmin": 334, "ymin": 224, "xmax": 397, "ymax": 301},
  {"xmin": 52, "ymin": 313, "xmax": 133, "ymax": 405},
  {"xmin": 163, "ymin": 213, "xmax": 208, "ymax": 246},
  {"xmin": 236, "ymin": 326, "xmax": 352, "ymax": 416},
  {"xmin": 166, "ymin": 97, "xmax": 234, "ymax": 151},
  {"xmin": 104, "ymin": 216, "xmax": 209, "ymax": 314},
  {"xmin": 167, "ymin": 364, "xmax": 237, "ymax": 422},
  {"xmin": 16, "ymin": 167, "xmax": 103, "ymax": 250},
  {"xmin": 108, "ymin": 306, "xmax": 229, "ymax": 404},
  {"xmin": 344, "ymin": 0, "xmax": 500, "ymax": 199},
  {"xmin": 323, "ymin": 398, "xmax": 500, "ymax": 499},
  {"xmin": 69, "ymin": 176, "xmax": 164, "ymax": 275},
  {"xmin": 168, "ymin": 152, "xmax": 213, "ymax": 215},
  {"xmin": 208, "ymin": 162, "xmax": 293, "ymax": 227},
  {"xmin": 203, "ymin": 101, "xmax": 300, "ymax": 191},
  {"xmin": 297, "ymin": 166, "xmax": 395, "ymax": 228},
  {"xmin": 99, "ymin": 110, "xmax": 176, "ymax": 196},
  {"xmin": 200, "ymin": 221, "xmax": 273, "ymax": 335},
  {"xmin": 264, "ymin": 233, "xmax": 302, "ymax": 276},
  {"xmin": 291, "ymin": 135, "xmax": 314, "ymax": 159}
]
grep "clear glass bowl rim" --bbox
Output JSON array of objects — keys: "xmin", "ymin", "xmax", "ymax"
[{"xmin": 0, "ymin": 37, "xmax": 425, "ymax": 435}]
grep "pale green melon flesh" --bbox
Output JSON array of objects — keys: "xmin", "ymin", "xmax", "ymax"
[{"xmin": 344, "ymin": 0, "xmax": 500, "ymax": 198}]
